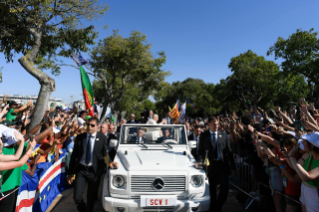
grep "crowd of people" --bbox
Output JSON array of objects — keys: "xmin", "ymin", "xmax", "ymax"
[
  {"xmin": 184, "ymin": 100, "xmax": 319, "ymax": 212},
  {"xmin": 0, "ymin": 92, "xmax": 319, "ymax": 212}
]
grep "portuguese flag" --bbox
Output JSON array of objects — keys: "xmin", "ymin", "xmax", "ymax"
[{"xmin": 80, "ymin": 66, "xmax": 94, "ymax": 117}]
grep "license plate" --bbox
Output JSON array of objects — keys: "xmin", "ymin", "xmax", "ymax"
[{"xmin": 141, "ymin": 195, "xmax": 177, "ymax": 207}]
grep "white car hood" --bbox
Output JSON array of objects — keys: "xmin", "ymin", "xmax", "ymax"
[{"xmin": 117, "ymin": 149, "xmax": 190, "ymax": 171}]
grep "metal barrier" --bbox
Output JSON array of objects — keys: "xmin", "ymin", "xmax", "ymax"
[{"xmin": 233, "ymin": 154, "xmax": 257, "ymax": 193}]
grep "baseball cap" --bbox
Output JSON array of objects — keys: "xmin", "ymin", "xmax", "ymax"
[
  {"xmin": 301, "ymin": 132, "xmax": 319, "ymax": 148},
  {"xmin": 2, "ymin": 128, "xmax": 19, "ymax": 147}
]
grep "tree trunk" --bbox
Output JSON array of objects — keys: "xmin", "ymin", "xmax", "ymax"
[
  {"xmin": 100, "ymin": 104, "xmax": 107, "ymax": 121},
  {"xmin": 113, "ymin": 110, "xmax": 119, "ymax": 124},
  {"xmin": 316, "ymin": 84, "xmax": 319, "ymax": 104},
  {"xmin": 120, "ymin": 111, "xmax": 127, "ymax": 121},
  {"xmin": 308, "ymin": 81, "xmax": 314, "ymax": 103},
  {"xmin": 18, "ymin": 56, "xmax": 56, "ymax": 132}
]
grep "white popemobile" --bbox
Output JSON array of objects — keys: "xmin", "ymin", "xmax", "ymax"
[{"xmin": 102, "ymin": 124, "xmax": 210, "ymax": 212}]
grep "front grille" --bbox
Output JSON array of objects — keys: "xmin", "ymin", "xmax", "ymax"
[
  {"xmin": 143, "ymin": 207, "xmax": 174, "ymax": 212},
  {"xmin": 131, "ymin": 175, "xmax": 186, "ymax": 192}
]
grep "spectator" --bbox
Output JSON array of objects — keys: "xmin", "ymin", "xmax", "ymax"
[
  {"xmin": 147, "ymin": 110, "xmax": 154, "ymax": 121},
  {"xmin": 127, "ymin": 114, "xmax": 136, "ymax": 124},
  {"xmin": 6, "ymin": 100, "xmax": 33, "ymax": 121},
  {"xmin": 100, "ymin": 123, "xmax": 109, "ymax": 136},
  {"xmin": 188, "ymin": 125, "xmax": 202, "ymax": 160},
  {"xmin": 77, "ymin": 110, "xmax": 87, "ymax": 129},
  {"xmin": 165, "ymin": 112, "xmax": 172, "ymax": 125},
  {"xmin": 0, "ymin": 135, "xmax": 37, "ymax": 211},
  {"xmin": 288, "ymin": 132, "xmax": 319, "ymax": 212}
]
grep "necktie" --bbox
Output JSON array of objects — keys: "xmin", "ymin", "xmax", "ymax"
[
  {"xmin": 85, "ymin": 135, "xmax": 92, "ymax": 165},
  {"xmin": 212, "ymin": 132, "xmax": 218, "ymax": 159}
]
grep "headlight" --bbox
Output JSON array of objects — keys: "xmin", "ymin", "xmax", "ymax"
[
  {"xmin": 191, "ymin": 175, "xmax": 203, "ymax": 188},
  {"xmin": 112, "ymin": 175, "xmax": 125, "ymax": 188}
]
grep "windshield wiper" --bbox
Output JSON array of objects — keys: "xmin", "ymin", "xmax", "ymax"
[
  {"xmin": 162, "ymin": 142, "xmax": 173, "ymax": 149},
  {"xmin": 140, "ymin": 143, "xmax": 148, "ymax": 149}
]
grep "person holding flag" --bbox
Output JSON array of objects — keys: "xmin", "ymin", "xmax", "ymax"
[
  {"xmin": 70, "ymin": 54, "xmax": 95, "ymax": 117},
  {"xmin": 196, "ymin": 117, "xmax": 236, "ymax": 212}
]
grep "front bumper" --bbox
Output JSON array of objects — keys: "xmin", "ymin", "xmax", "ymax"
[{"xmin": 102, "ymin": 196, "xmax": 210, "ymax": 212}]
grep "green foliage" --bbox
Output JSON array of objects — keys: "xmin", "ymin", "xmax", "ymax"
[
  {"xmin": 227, "ymin": 50, "xmax": 281, "ymax": 108},
  {"xmin": 89, "ymin": 30, "xmax": 170, "ymax": 115},
  {"xmin": 154, "ymin": 51, "xmax": 308, "ymax": 117},
  {"xmin": 155, "ymin": 78, "xmax": 222, "ymax": 117},
  {"xmin": 0, "ymin": 0, "xmax": 108, "ymax": 74},
  {"xmin": 267, "ymin": 28, "xmax": 319, "ymax": 101},
  {"xmin": 267, "ymin": 28, "xmax": 319, "ymax": 82}
]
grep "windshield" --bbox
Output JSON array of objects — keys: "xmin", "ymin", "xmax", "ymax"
[{"xmin": 120, "ymin": 125, "xmax": 187, "ymax": 145}]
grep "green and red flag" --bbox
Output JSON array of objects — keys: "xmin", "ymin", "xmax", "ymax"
[
  {"xmin": 71, "ymin": 54, "xmax": 94, "ymax": 116},
  {"xmin": 80, "ymin": 66, "xmax": 94, "ymax": 116}
]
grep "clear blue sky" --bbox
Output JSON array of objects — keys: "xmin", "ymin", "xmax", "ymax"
[{"xmin": 1, "ymin": 0, "xmax": 318, "ymax": 103}]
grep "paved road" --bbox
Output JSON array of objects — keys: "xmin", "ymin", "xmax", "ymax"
[{"xmin": 49, "ymin": 188, "xmax": 247, "ymax": 212}]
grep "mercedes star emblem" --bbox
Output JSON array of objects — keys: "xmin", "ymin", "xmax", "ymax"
[{"xmin": 152, "ymin": 177, "xmax": 165, "ymax": 191}]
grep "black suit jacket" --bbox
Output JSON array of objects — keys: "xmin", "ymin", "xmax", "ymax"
[
  {"xmin": 188, "ymin": 133, "xmax": 199, "ymax": 160},
  {"xmin": 68, "ymin": 132, "xmax": 108, "ymax": 176},
  {"xmin": 198, "ymin": 130, "xmax": 235, "ymax": 175},
  {"xmin": 107, "ymin": 133, "xmax": 118, "ymax": 162},
  {"xmin": 127, "ymin": 120, "xmax": 136, "ymax": 124}
]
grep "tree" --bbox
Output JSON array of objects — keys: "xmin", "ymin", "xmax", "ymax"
[
  {"xmin": 267, "ymin": 28, "xmax": 319, "ymax": 103},
  {"xmin": 154, "ymin": 78, "xmax": 222, "ymax": 118},
  {"xmin": 88, "ymin": 30, "xmax": 170, "ymax": 120},
  {"xmin": 0, "ymin": 67, "xmax": 3, "ymax": 83},
  {"xmin": 228, "ymin": 50, "xmax": 280, "ymax": 109},
  {"xmin": 0, "ymin": 0, "xmax": 108, "ymax": 130}
]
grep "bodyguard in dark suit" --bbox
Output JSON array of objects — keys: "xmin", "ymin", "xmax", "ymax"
[
  {"xmin": 67, "ymin": 117, "xmax": 108, "ymax": 212},
  {"xmin": 106, "ymin": 128, "xmax": 118, "ymax": 162},
  {"xmin": 165, "ymin": 112, "xmax": 173, "ymax": 125},
  {"xmin": 188, "ymin": 125, "xmax": 202, "ymax": 160},
  {"xmin": 197, "ymin": 117, "xmax": 235, "ymax": 212}
]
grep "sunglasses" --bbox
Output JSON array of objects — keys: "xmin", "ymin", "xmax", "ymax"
[{"xmin": 88, "ymin": 124, "xmax": 96, "ymax": 128}]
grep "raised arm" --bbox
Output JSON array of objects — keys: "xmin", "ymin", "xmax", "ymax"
[
  {"xmin": 0, "ymin": 138, "xmax": 36, "ymax": 171},
  {"xmin": 0, "ymin": 94, "xmax": 7, "ymax": 108},
  {"xmin": 269, "ymin": 154, "xmax": 301, "ymax": 183},
  {"xmin": 277, "ymin": 107, "xmax": 293, "ymax": 125},
  {"xmin": 12, "ymin": 100, "xmax": 32, "ymax": 114},
  {"xmin": 288, "ymin": 145, "xmax": 319, "ymax": 181},
  {"xmin": 0, "ymin": 104, "xmax": 9, "ymax": 120},
  {"xmin": 0, "ymin": 131, "xmax": 26, "ymax": 162}
]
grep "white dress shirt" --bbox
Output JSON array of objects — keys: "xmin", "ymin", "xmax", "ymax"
[
  {"xmin": 209, "ymin": 130, "xmax": 220, "ymax": 160},
  {"xmin": 80, "ymin": 132, "xmax": 97, "ymax": 166},
  {"xmin": 194, "ymin": 134, "xmax": 200, "ymax": 153}
]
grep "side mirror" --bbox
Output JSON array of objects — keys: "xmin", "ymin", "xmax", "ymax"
[
  {"xmin": 110, "ymin": 139, "xmax": 118, "ymax": 147},
  {"xmin": 188, "ymin": 140, "xmax": 197, "ymax": 149}
]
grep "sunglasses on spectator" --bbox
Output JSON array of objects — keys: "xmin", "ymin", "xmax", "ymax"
[{"xmin": 88, "ymin": 124, "xmax": 96, "ymax": 128}]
